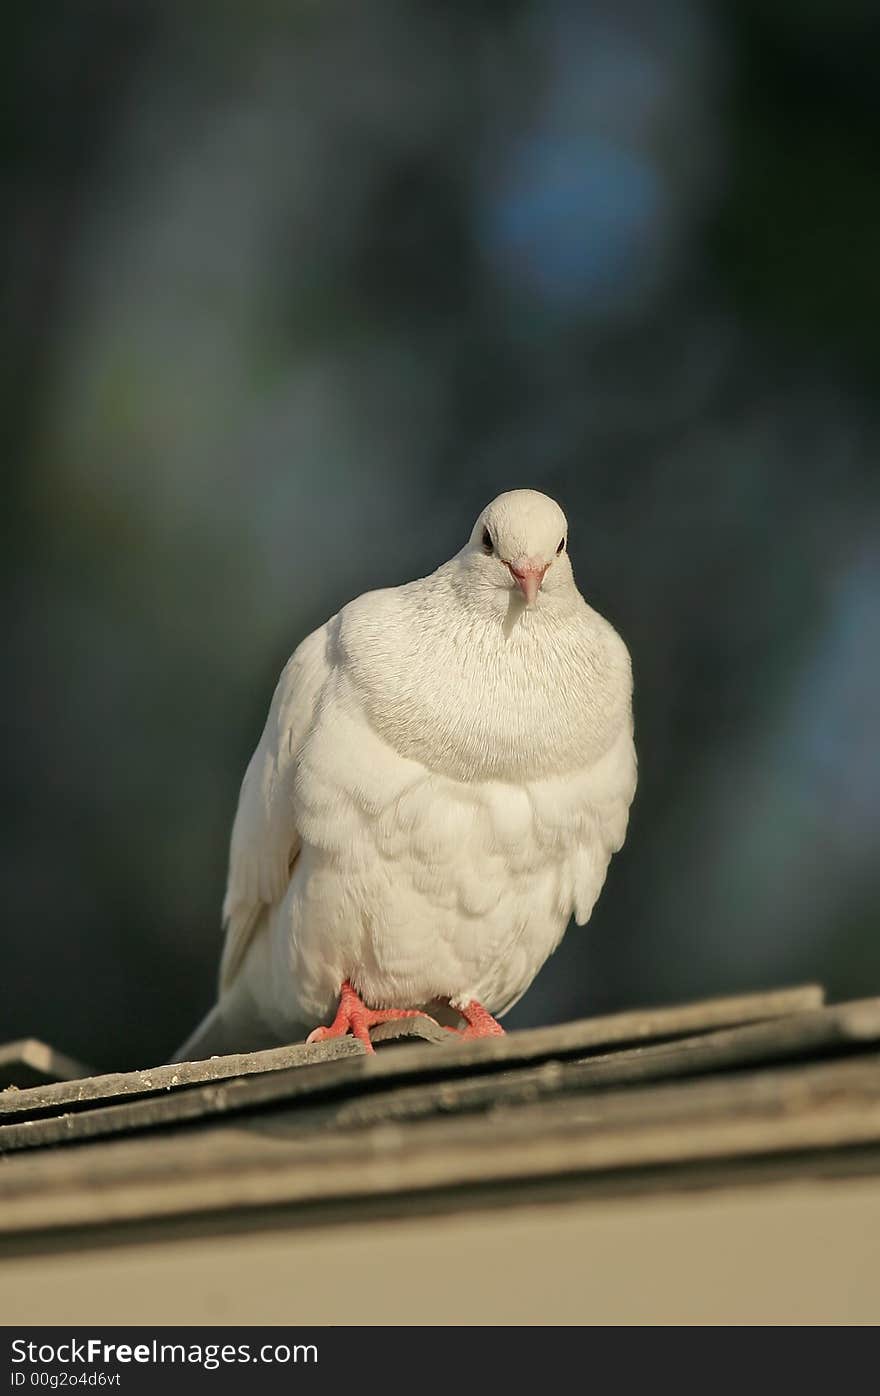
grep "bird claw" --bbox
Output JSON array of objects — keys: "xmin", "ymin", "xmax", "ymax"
[
  {"xmin": 306, "ymin": 980, "xmax": 440, "ymax": 1055},
  {"xmin": 445, "ymin": 999, "xmax": 505, "ymax": 1039}
]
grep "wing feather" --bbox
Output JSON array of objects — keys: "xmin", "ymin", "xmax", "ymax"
[{"xmin": 219, "ymin": 622, "xmax": 332, "ymax": 990}]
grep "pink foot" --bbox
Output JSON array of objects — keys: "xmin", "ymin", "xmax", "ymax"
[
  {"xmin": 449, "ymin": 999, "xmax": 506, "ymax": 1040},
  {"xmin": 306, "ymin": 981, "xmax": 438, "ymax": 1055}
]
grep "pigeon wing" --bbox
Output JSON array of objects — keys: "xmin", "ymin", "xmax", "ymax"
[{"xmin": 219, "ymin": 622, "xmax": 331, "ymax": 991}]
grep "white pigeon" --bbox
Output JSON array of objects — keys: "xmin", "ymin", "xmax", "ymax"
[{"xmin": 175, "ymin": 489, "xmax": 636, "ymax": 1060}]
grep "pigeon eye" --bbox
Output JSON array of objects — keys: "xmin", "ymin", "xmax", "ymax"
[
  {"xmin": 481, "ymin": 527, "xmax": 494, "ymax": 555},
  {"xmin": 556, "ymin": 537, "xmax": 565, "ymax": 554}
]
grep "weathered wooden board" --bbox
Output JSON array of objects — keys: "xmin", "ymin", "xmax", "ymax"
[
  {"xmin": 369, "ymin": 1017, "xmax": 452, "ymax": 1047},
  {"xmin": 0, "ymin": 986, "xmax": 831, "ymax": 1152},
  {"xmin": 0, "ymin": 983, "xmax": 823, "ymax": 1129},
  {"xmin": 1, "ymin": 1051, "xmax": 879, "ymax": 1239},
  {"xmin": 0, "ymin": 1040, "xmax": 93, "ymax": 1091},
  {"xmin": 316, "ymin": 997, "xmax": 880, "ymax": 1132},
  {"xmin": 0, "ymin": 1035, "xmax": 366, "ymax": 1120},
  {"xmin": 4, "ymin": 993, "xmax": 869, "ymax": 1156}
]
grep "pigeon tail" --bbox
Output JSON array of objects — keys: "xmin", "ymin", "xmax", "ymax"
[{"xmin": 170, "ymin": 1002, "xmax": 299, "ymax": 1063}]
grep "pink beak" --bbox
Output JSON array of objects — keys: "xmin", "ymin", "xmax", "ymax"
[{"xmin": 507, "ymin": 558, "xmax": 549, "ymax": 606}]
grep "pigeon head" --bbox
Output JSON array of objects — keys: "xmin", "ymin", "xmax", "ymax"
[{"xmin": 464, "ymin": 489, "xmax": 573, "ymax": 609}]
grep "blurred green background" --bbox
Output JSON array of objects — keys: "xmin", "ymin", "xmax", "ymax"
[{"xmin": 3, "ymin": 1, "xmax": 878, "ymax": 1071}]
